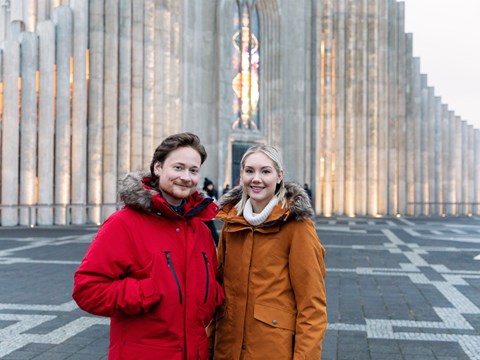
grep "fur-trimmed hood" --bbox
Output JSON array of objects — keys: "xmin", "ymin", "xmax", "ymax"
[
  {"xmin": 118, "ymin": 171, "xmax": 216, "ymax": 219},
  {"xmin": 218, "ymin": 181, "xmax": 314, "ymax": 221}
]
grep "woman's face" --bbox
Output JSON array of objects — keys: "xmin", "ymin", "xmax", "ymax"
[
  {"xmin": 154, "ymin": 146, "xmax": 201, "ymax": 205},
  {"xmin": 240, "ymin": 151, "xmax": 283, "ymax": 213}
]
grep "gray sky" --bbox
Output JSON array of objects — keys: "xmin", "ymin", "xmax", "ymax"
[{"xmin": 403, "ymin": 0, "xmax": 480, "ymax": 129}]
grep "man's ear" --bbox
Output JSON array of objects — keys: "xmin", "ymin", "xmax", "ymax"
[{"xmin": 154, "ymin": 162, "xmax": 162, "ymax": 177}]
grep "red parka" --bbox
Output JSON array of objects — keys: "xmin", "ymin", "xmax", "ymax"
[{"xmin": 72, "ymin": 172, "xmax": 224, "ymax": 360}]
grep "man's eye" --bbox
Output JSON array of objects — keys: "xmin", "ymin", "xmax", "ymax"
[
  {"xmin": 174, "ymin": 166, "xmax": 183, "ymax": 171},
  {"xmin": 190, "ymin": 169, "xmax": 199, "ymax": 174}
]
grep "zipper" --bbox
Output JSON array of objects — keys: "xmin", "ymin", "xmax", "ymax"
[
  {"xmin": 164, "ymin": 251, "xmax": 183, "ymax": 304},
  {"xmin": 202, "ymin": 252, "xmax": 210, "ymax": 304}
]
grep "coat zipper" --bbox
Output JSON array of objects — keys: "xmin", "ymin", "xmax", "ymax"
[
  {"xmin": 164, "ymin": 251, "xmax": 183, "ymax": 304},
  {"xmin": 202, "ymin": 252, "xmax": 209, "ymax": 304}
]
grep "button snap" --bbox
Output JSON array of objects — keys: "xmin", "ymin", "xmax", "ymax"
[
  {"xmin": 272, "ymin": 319, "xmax": 277, "ymax": 325},
  {"xmin": 176, "ymin": 228, "xmax": 180, "ymax": 232}
]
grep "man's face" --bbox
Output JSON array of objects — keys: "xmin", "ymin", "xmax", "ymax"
[{"xmin": 154, "ymin": 147, "xmax": 201, "ymax": 205}]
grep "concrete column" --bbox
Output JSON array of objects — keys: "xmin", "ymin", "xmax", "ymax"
[
  {"xmin": 19, "ymin": 32, "xmax": 38, "ymax": 226},
  {"xmin": 354, "ymin": 0, "xmax": 367, "ymax": 215},
  {"xmin": 466, "ymin": 125, "xmax": 474, "ymax": 215},
  {"xmin": 387, "ymin": 0, "xmax": 398, "ymax": 215},
  {"xmin": 87, "ymin": 0, "xmax": 104, "ymax": 224},
  {"xmin": 170, "ymin": 0, "xmax": 181, "ymax": 134},
  {"xmin": 118, "ymin": 0, "xmax": 132, "ymax": 178},
  {"xmin": 1, "ymin": 40, "xmax": 20, "ymax": 226},
  {"xmin": 334, "ymin": 0, "xmax": 346, "ymax": 215},
  {"xmin": 412, "ymin": 59, "xmax": 422, "ymax": 215},
  {"xmin": 103, "ymin": 0, "xmax": 119, "ymax": 219},
  {"xmin": 474, "ymin": 130, "xmax": 480, "ymax": 215},
  {"xmin": 321, "ymin": 0, "xmax": 333, "ymax": 216},
  {"xmin": 24, "ymin": 0, "xmax": 37, "ymax": 32},
  {"xmin": 426, "ymin": 87, "xmax": 435, "ymax": 215},
  {"xmin": 454, "ymin": 116, "xmax": 462, "ymax": 215},
  {"xmin": 71, "ymin": 0, "xmax": 89, "ymax": 224},
  {"xmin": 366, "ymin": 0, "xmax": 378, "ymax": 216},
  {"xmin": 37, "ymin": 21, "xmax": 55, "ymax": 225},
  {"xmin": 446, "ymin": 111, "xmax": 456, "ymax": 215},
  {"xmin": 460, "ymin": 121, "xmax": 469, "ymax": 215},
  {"xmin": 53, "ymin": 6, "xmax": 72, "ymax": 225},
  {"xmin": 419, "ymin": 75, "xmax": 428, "ymax": 215},
  {"xmin": 344, "ymin": 0, "xmax": 356, "ymax": 216},
  {"xmin": 404, "ymin": 35, "xmax": 415, "ymax": 216},
  {"xmin": 433, "ymin": 96, "xmax": 442, "ymax": 215},
  {"xmin": 143, "ymin": 0, "xmax": 155, "ymax": 168},
  {"xmin": 377, "ymin": 0, "xmax": 388, "ymax": 215},
  {"xmin": 396, "ymin": 3, "xmax": 407, "ymax": 215},
  {"xmin": 131, "ymin": 0, "xmax": 144, "ymax": 171},
  {"xmin": 314, "ymin": 0, "xmax": 324, "ymax": 215},
  {"xmin": 440, "ymin": 104, "xmax": 449, "ymax": 216}
]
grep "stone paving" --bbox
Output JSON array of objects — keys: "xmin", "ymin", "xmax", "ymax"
[{"xmin": 0, "ymin": 217, "xmax": 479, "ymax": 359}]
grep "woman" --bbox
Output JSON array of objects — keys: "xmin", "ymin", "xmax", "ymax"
[
  {"xmin": 211, "ymin": 144, "xmax": 327, "ymax": 359},
  {"xmin": 73, "ymin": 132, "xmax": 224, "ymax": 360}
]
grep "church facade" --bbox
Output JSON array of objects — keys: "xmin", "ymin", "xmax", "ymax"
[{"xmin": 0, "ymin": 0, "xmax": 479, "ymax": 226}]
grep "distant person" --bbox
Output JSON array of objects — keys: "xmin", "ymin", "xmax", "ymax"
[
  {"xmin": 210, "ymin": 144, "xmax": 327, "ymax": 359},
  {"xmin": 203, "ymin": 177, "xmax": 218, "ymax": 201},
  {"xmin": 72, "ymin": 132, "xmax": 224, "ymax": 359},
  {"xmin": 202, "ymin": 177, "xmax": 220, "ymax": 246},
  {"xmin": 222, "ymin": 184, "xmax": 230, "ymax": 195},
  {"xmin": 304, "ymin": 183, "xmax": 313, "ymax": 202}
]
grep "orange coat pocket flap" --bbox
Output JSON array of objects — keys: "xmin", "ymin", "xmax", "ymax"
[{"xmin": 254, "ymin": 303, "xmax": 296, "ymax": 331}]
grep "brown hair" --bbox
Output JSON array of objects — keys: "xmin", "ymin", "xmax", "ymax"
[{"xmin": 149, "ymin": 132, "xmax": 207, "ymax": 187}]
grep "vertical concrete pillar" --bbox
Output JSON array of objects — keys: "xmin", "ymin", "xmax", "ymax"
[
  {"xmin": 404, "ymin": 35, "xmax": 415, "ymax": 216},
  {"xmin": 53, "ymin": 6, "xmax": 72, "ymax": 225},
  {"xmin": 460, "ymin": 121, "xmax": 468, "ymax": 215},
  {"xmin": 396, "ymin": 3, "xmax": 407, "ymax": 215},
  {"xmin": 446, "ymin": 111, "xmax": 456, "ymax": 215},
  {"xmin": 19, "ymin": 32, "xmax": 38, "ymax": 226},
  {"xmin": 354, "ymin": 0, "xmax": 367, "ymax": 215},
  {"xmin": 131, "ymin": 0, "xmax": 144, "ymax": 170},
  {"xmin": 1, "ymin": 40, "xmax": 20, "ymax": 226},
  {"xmin": 37, "ymin": 21, "xmax": 55, "ymax": 225},
  {"xmin": 103, "ymin": 0, "xmax": 119, "ymax": 219},
  {"xmin": 87, "ymin": 0, "xmax": 104, "ymax": 224},
  {"xmin": 24, "ymin": 0, "xmax": 37, "ymax": 32},
  {"xmin": 170, "ymin": 0, "xmax": 181, "ymax": 134},
  {"xmin": 334, "ymin": 0, "xmax": 346, "ymax": 215},
  {"xmin": 466, "ymin": 125, "xmax": 474, "ymax": 215},
  {"xmin": 143, "ymin": 0, "xmax": 155, "ymax": 167},
  {"xmin": 412, "ymin": 59, "xmax": 422, "ymax": 215},
  {"xmin": 454, "ymin": 116, "xmax": 462, "ymax": 215},
  {"xmin": 344, "ymin": 0, "xmax": 356, "ymax": 216},
  {"xmin": 426, "ymin": 87, "xmax": 435, "ymax": 215},
  {"xmin": 377, "ymin": 0, "xmax": 388, "ymax": 215},
  {"xmin": 440, "ymin": 104, "xmax": 449, "ymax": 216},
  {"xmin": 433, "ymin": 96, "xmax": 442, "ymax": 215},
  {"xmin": 474, "ymin": 130, "xmax": 480, "ymax": 215},
  {"xmin": 387, "ymin": 0, "xmax": 398, "ymax": 215},
  {"xmin": 118, "ymin": 0, "xmax": 132, "ymax": 178},
  {"xmin": 321, "ymin": 0, "xmax": 333, "ymax": 216},
  {"xmin": 71, "ymin": 0, "xmax": 89, "ymax": 224},
  {"xmin": 419, "ymin": 75, "xmax": 428, "ymax": 215},
  {"xmin": 366, "ymin": 0, "xmax": 378, "ymax": 216}
]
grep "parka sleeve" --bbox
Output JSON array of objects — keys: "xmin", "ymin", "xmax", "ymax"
[
  {"xmin": 289, "ymin": 218, "xmax": 327, "ymax": 359},
  {"xmin": 72, "ymin": 214, "xmax": 162, "ymax": 317}
]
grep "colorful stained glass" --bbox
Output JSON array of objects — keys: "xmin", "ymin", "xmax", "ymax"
[{"xmin": 232, "ymin": 0, "xmax": 260, "ymax": 130}]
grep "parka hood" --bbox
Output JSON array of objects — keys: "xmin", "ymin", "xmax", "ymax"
[
  {"xmin": 218, "ymin": 181, "xmax": 314, "ymax": 220},
  {"xmin": 118, "ymin": 171, "xmax": 216, "ymax": 219},
  {"xmin": 118, "ymin": 171, "xmax": 159, "ymax": 213}
]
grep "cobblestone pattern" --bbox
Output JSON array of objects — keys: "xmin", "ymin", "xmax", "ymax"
[{"xmin": 0, "ymin": 218, "xmax": 479, "ymax": 359}]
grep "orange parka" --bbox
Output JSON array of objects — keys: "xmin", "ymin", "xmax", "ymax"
[{"xmin": 212, "ymin": 182, "xmax": 327, "ymax": 360}]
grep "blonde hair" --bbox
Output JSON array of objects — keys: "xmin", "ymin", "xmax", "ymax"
[{"xmin": 234, "ymin": 144, "xmax": 287, "ymax": 214}]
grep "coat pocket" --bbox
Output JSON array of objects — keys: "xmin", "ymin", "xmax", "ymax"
[{"xmin": 254, "ymin": 303, "xmax": 296, "ymax": 332}]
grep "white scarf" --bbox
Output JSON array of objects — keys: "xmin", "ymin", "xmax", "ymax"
[{"xmin": 243, "ymin": 196, "xmax": 279, "ymax": 226}]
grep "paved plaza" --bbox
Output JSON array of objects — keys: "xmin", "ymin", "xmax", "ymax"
[{"xmin": 0, "ymin": 216, "xmax": 479, "ymax": 359}]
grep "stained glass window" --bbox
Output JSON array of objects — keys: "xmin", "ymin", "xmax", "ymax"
[{"xmin": 232, "ymin": 0, "xmax": 260, "ymax": 130}]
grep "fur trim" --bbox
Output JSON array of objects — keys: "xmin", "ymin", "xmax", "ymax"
[
  {"xmin": 118, "ymin": 171, "xmax": 158, "ymax": 213},
  {"xmin": 218, "ymin": 182, "xmax": 314, "ymax": 219}
]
